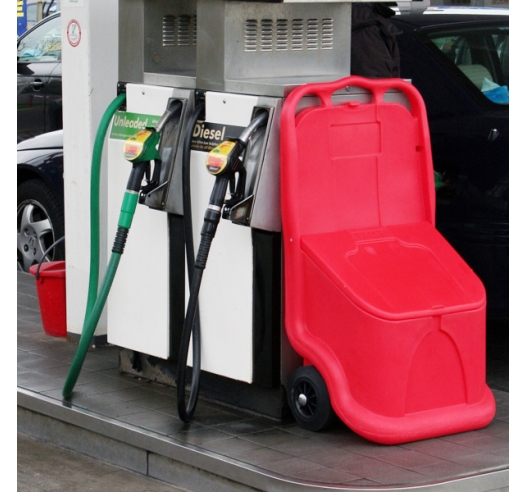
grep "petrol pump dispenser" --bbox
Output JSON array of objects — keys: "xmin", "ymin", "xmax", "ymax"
[{"xmin": 101, "ymin": 0, "xmax": 417, "ymax": 423}]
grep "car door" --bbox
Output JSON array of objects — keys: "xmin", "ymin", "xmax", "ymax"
[
  {"xmin": 421, "ymin": 25, "xmax": 509, "ymax": 221},
  {"xmin": 431, "ymin": 24, "xmax": 509, "ymax": 318},
  {"xmin": 394, "ymin": 16, "xmax": 509, "ymax": 318},
  {"xmin": 17, "ymin": 14, "xmax": 62, "ymax": 142}
]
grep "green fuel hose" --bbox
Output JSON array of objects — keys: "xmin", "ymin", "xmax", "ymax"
[
  {"xmin": 62, "ymin": 186, "xmax": 141, "ymax": 398},
  {"xmin": 62, "ymin": 93, "xmax": 126, "ymax": 399},
  {"xmin": 86, "ymin": 93, "xmax": 127, "ymax": 318},
  {"xmin": 62, "ymin": 251, "xmax": 122, "ymax": 398}
]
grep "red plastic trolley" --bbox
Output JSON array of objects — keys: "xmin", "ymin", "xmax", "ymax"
[{"xmin": 280, "ymin": 76, "xmax": 496, "ymax": 444}]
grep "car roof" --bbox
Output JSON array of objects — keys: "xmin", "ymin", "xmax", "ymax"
[
  {"xmin": 18, "ymin": 11, "xmax": 61, "ymax": 39},
  {"xmin": 391, "ymin": 8, "xmax": 508, "ymax": 30},
  {"xmin": 17, "ymin": 130, "xmax": 63, "ymax": 151}
]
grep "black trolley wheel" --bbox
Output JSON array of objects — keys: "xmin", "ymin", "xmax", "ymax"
[{"xmin": 288, "ymin": 365, "xmax": 336, "ymax": 432}]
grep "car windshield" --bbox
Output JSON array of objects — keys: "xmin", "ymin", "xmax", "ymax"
[
  {"xmin": 425, "ymin": 23, "xmax": 509, "ymax": 105},
  {"xmin": 17, "ymin": 15, "xmax": 61, "ymax": 63}
]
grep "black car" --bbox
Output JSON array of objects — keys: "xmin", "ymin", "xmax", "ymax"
[
  {"xmin": 391, "ymin": 8, "xmax": 509, "ymax": 321},
  {"xmin": 17, "ymin": 12, "xmax": 62, "ymax": 143},
  {"xmin": 17, "ymin": 130, "xmax": 64, "ymax": 273},
  {"xmin": 16, "ymin": 8, "xmax": 509, "ymax": 324}
]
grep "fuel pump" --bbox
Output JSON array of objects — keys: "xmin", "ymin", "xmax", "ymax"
[
  {"xmin": 63, "ymin": 98, "xmax": 183, "ymax": 398},
  {"xmin": 101, "ymin": 0, "xmax": 411, "ymax": 424}
]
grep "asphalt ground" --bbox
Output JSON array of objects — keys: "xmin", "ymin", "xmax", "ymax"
[{"xmin": 18, "ymin": 433, "xmax": 192, "ymax": 492}]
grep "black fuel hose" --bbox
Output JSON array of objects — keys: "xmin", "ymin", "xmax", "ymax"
[
  {"xmin": 177, "ymin": 176, "xmax": 229, "ymax": 422},
  {"xmin": 177, "ymin": 102, "xmax": 205, "ymax": 422},
  {"xmin": 182, "ymin": 102, "xmax": 205, "ymax": 288}
]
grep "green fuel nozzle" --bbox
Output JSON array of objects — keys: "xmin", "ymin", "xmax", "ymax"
[
  {"xmin": 122, "ymin": 100, "xmax": 184, "ymax": 205},
  {"xmin": 123, "ymin": 128, "xmax": 161, "ymax": 165},
  {"xmin": 123, "ymin": 100, "xmax": 183, "ymax": 166}
]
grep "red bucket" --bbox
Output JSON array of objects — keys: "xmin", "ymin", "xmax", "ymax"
[{"xmin": 29, "ymin": 261, "xmax": 67, "ymax": 338}]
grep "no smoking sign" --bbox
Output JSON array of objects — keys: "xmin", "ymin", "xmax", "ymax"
[{"xmin": 67, "ymin": 19, "xmax": 82, "ymax": 47}]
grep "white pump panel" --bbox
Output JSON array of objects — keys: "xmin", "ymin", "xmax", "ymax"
[
  {"xmin": 187, "ymin": 92, "xmax": 260, "ymax": 383},
  {"xmin": 106, "ymin": 84, "xmax": 177, "ymax": 359}
]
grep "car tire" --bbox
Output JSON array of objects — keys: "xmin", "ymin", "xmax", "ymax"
[
  {"xmin": 288, "ymin": 365, "xmax": 336, "ymax": 432},
  {"xmin": 17, "ymin": 179, "xmax": 65, "ymax": 273}
]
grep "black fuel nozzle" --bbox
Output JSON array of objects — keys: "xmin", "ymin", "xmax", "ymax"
[
  {"xmin": 205, "ymin": 110, "xmax": 269, "ymax": 221},
  {"xmin": 205, "ymin": 110, "xmax": 269, "ymax": 178},
  {"xmin": 200, "ymin": 139, "xmax": 245, "ymax": 243},
  {"xmin": 201, "ymin": 110, "xmax": 270, "ymax": 224},
  {"xmin": 205, "ymin": 139, "xmax": 246, "ymax": 177},
  {"xmin": 196, "ymin": 111, "xmax": 270, "ymax": 268}
]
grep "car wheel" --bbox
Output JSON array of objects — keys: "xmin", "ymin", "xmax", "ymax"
[
  {"xmin": 17, "ymin": 179, "xmax": 65, "ymax": 273},
  {"xmin": 288, "ymin": 365, "xmax": 336, "ymax": 431}
]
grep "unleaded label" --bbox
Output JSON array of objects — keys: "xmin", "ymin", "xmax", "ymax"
[{"xmin": 110, "ymin": 112, "xmax": 160, "ymax": 140}]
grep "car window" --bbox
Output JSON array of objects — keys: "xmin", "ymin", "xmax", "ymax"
[
  {"xmin": 17, "ymin": 15, "xmax": 61, "ymax": 63},
  {"xmin": 427, "ymin": 24, "xmax": 509, "ymax": 105},
  {"xmin": 25, "ymin": 1, "xmax": 59, "ymax": 30}
]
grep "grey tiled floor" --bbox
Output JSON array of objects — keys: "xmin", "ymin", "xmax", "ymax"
[{"xmin": 18, "ymin": 271, "xmax": 509, "ymax": 490}]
